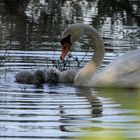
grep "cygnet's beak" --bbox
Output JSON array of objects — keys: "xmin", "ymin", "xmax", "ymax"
[{"xmin": 60, "ymin": 42, "xmax": 71, "ymax": 60}]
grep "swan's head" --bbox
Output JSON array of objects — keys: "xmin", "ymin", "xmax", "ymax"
[{"xmin": 60, "ymin": 24, "xmax": 83, "ymax": 60}]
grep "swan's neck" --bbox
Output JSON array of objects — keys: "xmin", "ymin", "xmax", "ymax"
[{"xmin": 74, "ymin": 25, "xmax": 105, "ymax": 86}]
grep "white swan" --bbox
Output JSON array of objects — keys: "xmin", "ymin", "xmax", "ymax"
[{"xmin": 60, "ymin": 23, "xmax": 140, "ymax": 88}]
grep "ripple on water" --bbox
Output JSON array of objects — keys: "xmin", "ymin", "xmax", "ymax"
[{"xmin": 0, "ymin": 74, "xmax": 140, "ymax": 139}]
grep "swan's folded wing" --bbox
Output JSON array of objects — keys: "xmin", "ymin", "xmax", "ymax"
[{"xmin": 90, "ymin": 49, "xmax": 140, "ymax": 88}]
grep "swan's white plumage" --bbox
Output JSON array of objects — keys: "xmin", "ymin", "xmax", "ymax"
[
  {"xmin": 60, "ymin": 23, "xmax": 140, "ymax": 88},
  {"xmin": 91, "ymin": 49, "xmax": 140, "ymax": 87}
]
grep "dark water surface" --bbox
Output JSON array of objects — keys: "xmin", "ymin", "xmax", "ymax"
[{"xmin": 0, "ymin": 0, "xmax": 140, "ymax": 139}]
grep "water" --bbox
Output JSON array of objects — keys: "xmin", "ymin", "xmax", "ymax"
[{"xmin": 0, "ymin": 0, "xmax": 140, "ymax": 139}]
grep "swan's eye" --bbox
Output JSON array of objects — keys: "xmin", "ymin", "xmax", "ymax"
[{"xmin": 60, "ymin": 34, "xmax": 71, "ymax": 45}]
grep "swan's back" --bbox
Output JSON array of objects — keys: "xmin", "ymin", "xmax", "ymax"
[{"xmin": 91, "ymin": 49, "xmax": 140, "ymax": 88}]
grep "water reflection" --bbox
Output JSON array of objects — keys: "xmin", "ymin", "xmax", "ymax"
[
  {"xmin": 0, "ymin": 71, "xmax": 140, "ymax": 139},
  {"xmin": 79, "ymin": 88, "xmax": 140, "ymax": 139},
  {"xmin": 76, "ymin": 87, "xmax": 103, "ymax": 117},
  {"xmin": 1, "ymin": 0, "xmax": 139, "ymax": 51},
  {"xmin": 0, "ymin": 77, "xmax": 103, "ymax": 139}
]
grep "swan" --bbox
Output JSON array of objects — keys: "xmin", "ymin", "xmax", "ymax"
[
  {"xmin": 58, "ymin": 69, "xmax": 77, "ymax": 83},
  {"xmin": 15, "ymin": 70, "xmax": 34, "ymax": 84},
  {"xmin": 60, "ymin": 23, "xmax": 140, "ymax": 88},
  {"xmin": 47, "ymin": 67, "xmax": 77, "ymax": 83},
  {"xmin": 15, "ymin": 69, "xmax": 46, "ymax": 84},
  {"xmin": 15, "ymin": 67, "xmax": 77, "ymax": 84}
]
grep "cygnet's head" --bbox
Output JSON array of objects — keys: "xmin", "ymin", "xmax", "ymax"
[
  {"xmin": 47, "ymin": 67, "xmax": 60, "ymax": 82},
  {"xmin": 33, "ymin": 69, "xmax": 45, "ymax": 84}
]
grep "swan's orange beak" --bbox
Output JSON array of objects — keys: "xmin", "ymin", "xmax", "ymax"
[{"xmin": 60, "ymin": 42, "xmax": 71, "ymax": 60}]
